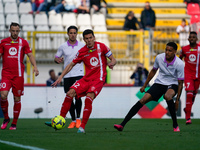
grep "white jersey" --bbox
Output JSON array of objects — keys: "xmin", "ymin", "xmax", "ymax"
[
  {"xmin": 153, "ymin": 53, "xmax": 184, "ymax": 85},
  {"xmin": 55, "ymin": 40, "xmax": 85, "ymax": 78},
  {"xmin": 176, "ymin": 25, "xmax": 190, "ymax": 47}
]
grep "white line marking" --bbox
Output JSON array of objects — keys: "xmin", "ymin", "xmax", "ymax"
[{"xmin": 0, "ymin": 139, "xmax": 46, "ymax": 150}]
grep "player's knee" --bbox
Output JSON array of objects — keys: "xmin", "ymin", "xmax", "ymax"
[
  {"xmin": 14, "ymin": 96, "xmax": 21, "ymax": 102},
  {"xmin": 86, "ymin": 92, "xmax": 95, "ymax": 99},
  {"xmin": 67, "ymin": 88, "xmax": 76, "ymax": 97},
  {"xmin": 164, "ymin": 94, "xmax": 172, "ymax": 101},
  {"xmin": 1, "ymin": 93, "xmax": 8, "ymax": 100}
]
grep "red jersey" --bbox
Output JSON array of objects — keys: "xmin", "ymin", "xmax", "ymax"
[
  {"xmin": 180, "ymin": 44, "xmax": 200, "ymax": 78},
  {"xmin": 0, "ymin": 37, "xmax": 32, "ymax": 77},
  {"xmin": 73, "ymin": 41, "xmax": 112, "ymax": 81}
]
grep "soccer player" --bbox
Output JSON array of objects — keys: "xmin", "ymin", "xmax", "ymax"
[
  {"xmin": 179, "ymin": 31, "xmax": 200, "ymax": 124},
  {"xmin": 47, "ymin": 29, "xmax": 117, "ymax": 133},
  {"xmin": 0, "ymin": 22, "xmax": 39, "ymax": 130},
  {"xmin": 54, "ymin": 26, "xmax": 85, "ymax": 129},
  {"xmin": 114, "ymin": 42, "xmax": 184, "ymax": 132}
]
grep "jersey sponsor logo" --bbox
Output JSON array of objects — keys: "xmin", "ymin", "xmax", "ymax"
[
  {"xmin": 190, "ymin": 48, "xmax": 197, "ymax": 51},
  {"xmin": 88, "ymin": 49, "xmax": 97, "ymax": 53},
  {"xmin": 90, "ymin": 57, "xmax": 99, "ymax": 66},
  {"xmin": 189, "ymin": 54, "xmax": 196, "ymax": 62},
  {"xmin": 0, "ymin": 82, "xmax": 6, "ymax": 89},
  {"xmin": 11, "ymin": 41, "xmax": 18, "ymax": 43},
  {"xmin": 9, "ymin": 47, "xmax": 17, "ymax": 55}
]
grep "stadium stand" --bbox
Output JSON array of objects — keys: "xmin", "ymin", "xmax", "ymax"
[
  {"xmin": 187, "ymin": 2, "xmax": 200, "ymax": 15},
  {"xmin": 4, "ymin": 2, "xmax": 18, "ymax": 14},
  {"xmin": 0, "ymin": 2, "xmax": 3, "ymax": 13},
  {"xmin": 19, "ymin": 2, "xmax": 32, "ymax": 14}
]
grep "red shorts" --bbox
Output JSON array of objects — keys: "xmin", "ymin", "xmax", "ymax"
[
  {"xmin": 0, "ymin": 75, "xmax": 24, "ymax": 96},
  {"xmin": 184, "ymin": 75, "xmax": 200, "ymax": 92},
  {"xmin": 70, "ymin": 78, "xmax": 104, "ymax": 99}
]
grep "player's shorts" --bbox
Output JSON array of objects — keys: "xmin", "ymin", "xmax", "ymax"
[
  {"xmin": 184, "ymin": 75, "xmax": 200, "ymax": 92},
  {"xmin": 0, "ymin": 75, "xmax": 24, "ymax": 96},
  {"xmin": 63, "ymin": 76, "xmax": 83, "ymax": 93},
  {"xmin": 146, "ymin": 83, "xmax": 178, "ymax": 101},
  {"xmin": 70, "ymin": 78, "xmax": 105, "ymax": 99}
]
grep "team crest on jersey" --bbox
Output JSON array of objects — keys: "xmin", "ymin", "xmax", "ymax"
[
  {"xmin": 9, "ymin": 47, "xmax": 17, "ymax": 55},
  {"xmin": 189, "ymin": 54, "xmax": 196, "ymax": 62},
  {"xmin": 0, "ymin": 82, "xmax": 6, "ymax": 89},
  {"xmin": 90, "ymin": 57, "xmax": 98, "ymax": 66}
]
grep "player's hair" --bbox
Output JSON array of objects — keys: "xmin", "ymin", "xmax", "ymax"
[
  {"xmin": 49, "ymin": 69, "xmax": 54, "ymax": 75},
  {"xmin": 10, "ymin": 22, "xmax": 20, "ymax": 29},
  {"xmin": 83, "ymin": 29, "xmax": 94, "ymax": 37},
  {"xmin": 67, "ymin": 26, "xmax": 78, "ymax": 33},
  {"xmin": 166, "ymin": 42, "xmax": 178, "ymax": 50},
  {"xmin": 190, "ymin": 31, "xmax": 197, "ymax": 36}
]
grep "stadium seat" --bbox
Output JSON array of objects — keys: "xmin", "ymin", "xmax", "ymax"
[
  {"xmin": 35, "ymin": 14, "xmax": 48, "ymax": 26},
  {"xmin": 2, "ymin": 0, "xmax": 16, "ymax": 2},
  {"xmin": 93, "ymin": 25, "xmax": 109, "ymax": 47},
  {"xmin": 190, "ymin": 15, "xmax": 200, "ymax": 24},
  {"xmin": 0, "ymin": 2, "xmax": 3, "ymax": 14},
  {"xmin": 6, "ymin": 14, "xmax": 19, "ymax": 26},
  {"xmin": 0, "ymin": 14, "xmax": 5, "ymax": 25},
  {"xmin": 91, "ymin": 14, "xmax": 106, "ymax": 27},
  {"xmin": 0, "ymin": 25, "xmax": 5, "ymax": 39},
  {"xmin": 187, "ymin": 3, "xmax": 200, "ymax": 15},
  {"xmin": 77, "ymin": 14, "xmax": 91, "ymax": 27},
  {"xmin": 20, "ymin": 14, "xmax": 34, "ymax": 26},
  {"xmin": 78, "ymin": 25, "xmax": 92, "ymax": 42},
  {"xmin": 49, "ymin": 14, "xmax": 62, "ymax": 26},
  {"xmin": 36, "ymin": 25, "xmax": 51, "ymax": 51},
  {"xmin": 19, "ymin": 2, "xmax": 32, "ymax": 14},
  {"xmin": 62, "ymin": 13, "xmax": 76, "ymax": 27},
  {"xmin": 4, "ymin": 2, "xmax": 18, "ymax": 14},
  {"xmin": 93, "ymin": 25, "xmax": 107, "ymax": 32},
  {"xmin": 50, "ymin": 25, "xmax": 65, "ymax": 50},
  {"xmin": 22, "ymin": 25, "xmax": 35, "ymax": 40}
]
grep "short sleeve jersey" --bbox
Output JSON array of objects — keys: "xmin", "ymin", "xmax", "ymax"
[
  {"xmin": 55, "ymin": 40, "xmax": 85, "ymax": 78},
  {"xmin": 0, "ymin": 37, "xmax": 32, "ymax": 77},
  {"xmin": 180, "ymin": 44, "xmax": 200, "ymax": 79},
  {"xmin": 153, "ymin": 53, "xmax": 184, "ymax": 85},
  {"xmin": 73, "ymin": 41, "xmax": 112, "ymax": 81}
]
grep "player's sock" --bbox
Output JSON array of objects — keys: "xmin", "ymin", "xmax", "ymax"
[
  {"xmin": 166, "ymin": 99, "xmax": 178, "ymax": 128},
  {"xmin": 80, "ymin": 96, "xmax": 93, "ymax": 129},
  {"xmin": 75, "ymin": 97, "xmax": 82, "ymax": 118},
  {"xmin": 12, "ymin": 100, "xmax": 21, "ymax": 125},
  {"xmin": 0, "ymin": 98, "xmax": 9, "ymax": 119},
  {"xmin": 60, "ymin": 95, "xmax": 73, "ymax": 118},
  {"xmin": 120, "ymin": 101, "xmax": 143, "ymax": 127},
  {"xmin": 69, "ymin": 101, "xmax": 76, "ymax": 121},
  {"xmin": 185, "ymin": 92, "xmax": 193, "ymax": 120}
]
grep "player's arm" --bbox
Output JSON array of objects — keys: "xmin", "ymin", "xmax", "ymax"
[
  {"xmin": 27, "ymin": 53, "xmax": 39, "ymax": 76},
  {"xmin": 107, "ymin": 54, "xmax": 117, "ymax": 69},
  {"xmin": 140, "ymin": 68, "xmax": 157, "ymax": 93},
  {"xmin": 52, "ymin": 61, "xmax": 76, "ymax": 87},
  {"xmin": 54, "ymin": 56, "xmax": 63, "ymax": 64},
  {"xmin": 175, "ymin": 80, "xmax": 184, "ymax": 111}
]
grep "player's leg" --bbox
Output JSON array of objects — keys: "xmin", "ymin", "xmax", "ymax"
[
  {"xmin": 114, "ymin": 93, "xmax": 152, "ymax": 131},
  {"xmin": 164, "ymin": 86, "xmax": 179, "ymax": 131},
  {"xmin": 184, "ymin": 78, "xmax": 194, "ymax": 123},
  {"xmin": 9, "ymin": 96, "xmax": 21, "ymax": 130},
  {"xmin": 75, "ymin": 97, "xmax": 82, "ymax": 128},
  {"xmin": 64, "ymin": 78, "xmax": 76, "ymax": 128},
  {"xmin": 60, "ymin": 88, "xmax": 76, "ymax": 118},
  {"xmin": 114, "ymin": 83, "xmax": 164, "ymax": 131},
  {"xmin": 10, "ymin": 76, "xmax": 24, "ymax": 130},
  {"xmin": 0, "ymin": 91, "xmax": 10, "ymax": 129}
]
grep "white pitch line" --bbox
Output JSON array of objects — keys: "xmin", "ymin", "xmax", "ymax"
[{"xmin": 0, "ymin": 139, "xmax": 46, "ymax": 150}]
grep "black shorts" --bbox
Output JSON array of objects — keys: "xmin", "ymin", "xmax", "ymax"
[
  {"xmin": 146, "ymin": 83, "xmax": 178, "ymax": 101},
  {"xmin": 64, "ymin": 76, "xmax": 83, "ymax": 93}
]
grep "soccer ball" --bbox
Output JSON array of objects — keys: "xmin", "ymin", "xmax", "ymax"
[{"xmin": 51, "ymin": 115, "xmax": 66, "ymax": 130}]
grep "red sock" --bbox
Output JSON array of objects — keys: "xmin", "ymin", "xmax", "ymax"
[
  {"xmin": 192, "ymin": 93, "xmax": 196, "ymax": 104},
  {"xmin": 80, "ymin": 96, "xmax": 93, "ymax": 129},
  {"xmin": 0, "ymin": 99, "xmax": 9, "ymax": 119},
  {"xmin": 60, "ymin": 95, "xmax": 73, "ymax": 118},
  {"xmin": 185, "ymin": 92, "xmax": 193, "ymax": 120},
  {"xmin": 12, "ymin": 101, "xmax": 21, "ymax": 125}
]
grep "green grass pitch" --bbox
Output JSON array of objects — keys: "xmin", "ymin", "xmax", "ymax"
[{"xmin": 0, "ymin": 118, "xmax": 200, "ymax": 150}]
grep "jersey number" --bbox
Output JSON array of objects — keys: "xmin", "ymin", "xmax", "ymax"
[
  {"xmin": 186, "ymin": 82, "xmax": 190, "ymax": 89},
  {"xmin": 73, "ymin": 82, "xmax": 80, "ymax": 88}
]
